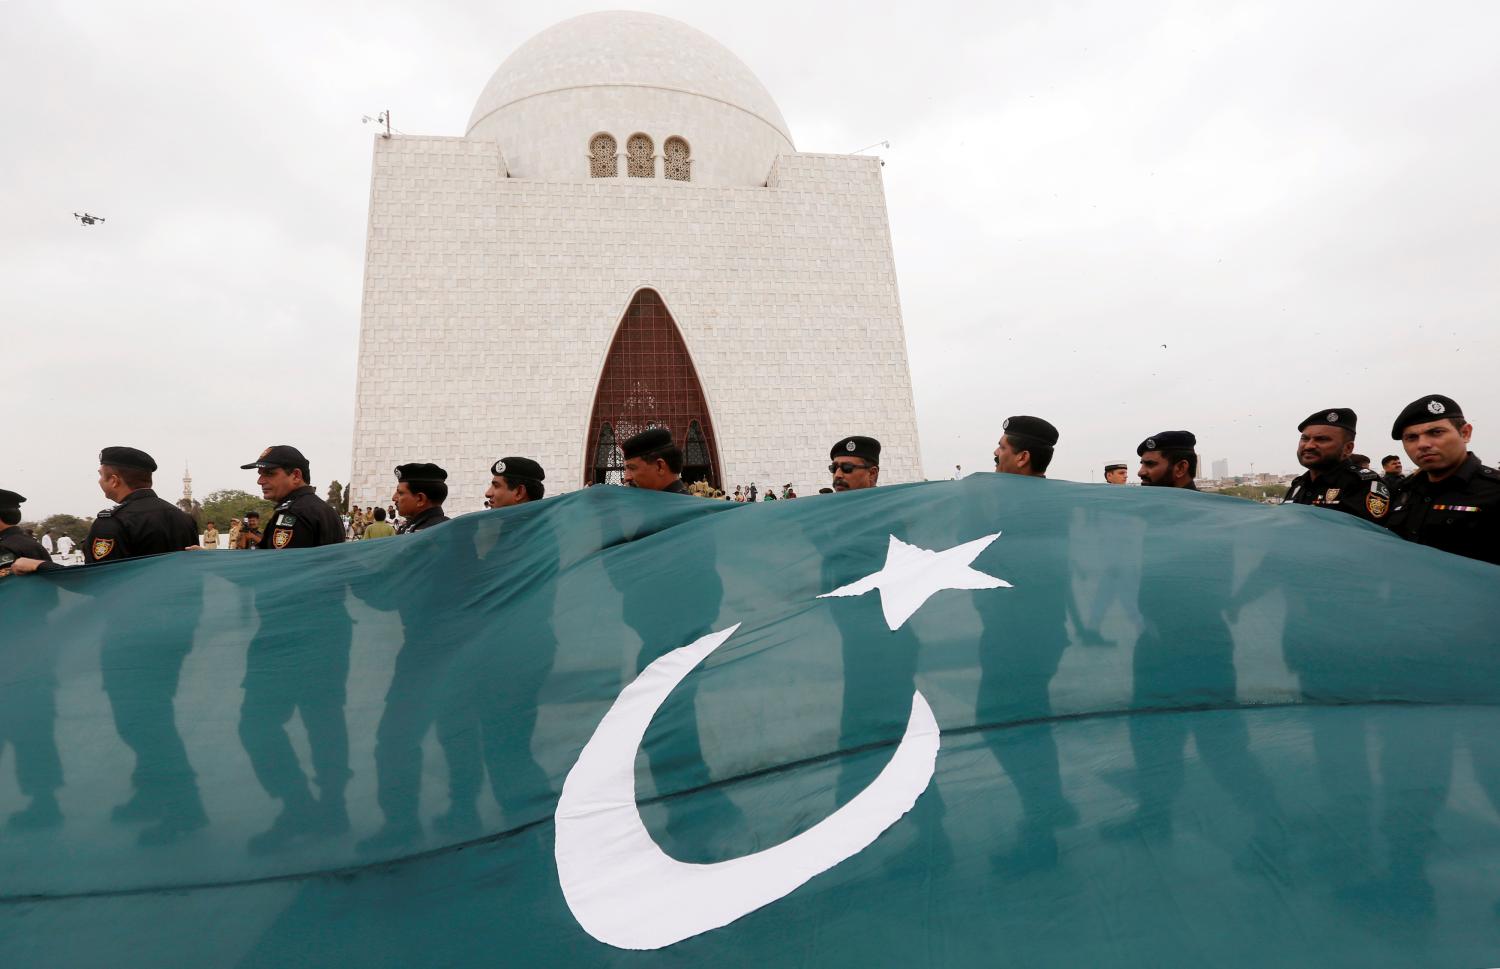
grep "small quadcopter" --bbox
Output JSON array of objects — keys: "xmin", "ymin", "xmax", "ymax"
[{"xmin": 73, "ymin": 212, "xmax": 105, "ymax": 225}]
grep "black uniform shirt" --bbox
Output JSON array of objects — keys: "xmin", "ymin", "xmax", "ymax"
[
  {"xmin": 258, "ymin": 486, "xmax": 346, "ymax": 549},
  {"xmin": 663, "ymin": 479, "xmax": 689, "ymax": 495},
  {"xmin": 1384, "ymin": 453, "xmax": 1500, "ymax": 566},
  {"xmin": 1284, "ymin": 461, "xmax": 1391, "ymax": 524},
  {"xmin": 1382, "ymin": 472, "xmax": 1404, "ymax": 493},
  {"xmin": 84, "ymin": 488, "xmax": 199, "ymax": 564},
  {"xmin": 396, "ymin": 506, "xmax": 450, "ymax": 534},
  {"xmin": 0, "ymin": 525, "xmax": 56, "ymax": 574}
]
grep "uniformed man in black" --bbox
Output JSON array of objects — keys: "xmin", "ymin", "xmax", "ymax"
[
  {"xmin": 14, "ymin": 449, "xmax": 207, "ymax": 842},
  {"xmin": 237, "ymin": 445, "xmax": 351, "ymax": 853},
  {"xmin": 0, "ymin": 489, "xmax": 57, "ymax": 575},
  {"xmin": 1384, "ymin": 395, "xmax": 1500, "ymax": 566},
  {"xmin": 477, "ymin": 457, "xmax": 558, "ymax": 824},
  {"xmin": 984, "ymin": 420, "xmax": 1078, "ymax": 863},
  {"xmin": 392, "ymin": 463, "xmax": 451, "ymax": 534},
  {"xmin": 0, "ymin": 489, "xmax": 65, "ymax": 829},
  {"xmin": 613, "ymin": 428, "xmax": 738, "ymax": 847},
  {"xmin": 1380, "ymin": 454, "xmax": 1405, "ymax": 492},
  {"xmin": 621, "ymin": 427, "xmax": 690, "ymax": 493},
  {"xmin": 1108, "ymin": 430, "xmax": 1284, "ymax": 853},
  {"xmin": 360, "ymin": 462, "xmax": 468, "ymax": 854},
  {"xmin": 1136, "ymin": 431, "xmax": 1199, "ymax": 489},
  {"xmin": 244, "ymin": 445, "xmax": 346, "ymax": 549},
  {"xmin": 1282, "ymin": 409, "xmax": 1391, "ymax": 523},
  {"xmin": 992, "ymin": 415, "xmax": 1058, "ymax": 478},
  {"xmin": 11, "ymin": 447, "xmax": 198, "ymax": 571},
  {"xmin": 485, "ymin": 456, "xmax": 546, "ymax": 508},
  {"xmin": 828, "ymin": 435, "xmax": 880, "ymax": 492}
]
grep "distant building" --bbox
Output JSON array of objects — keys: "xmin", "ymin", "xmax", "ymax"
[
  {"xmin": 348, "ymin": 11, "xmax": 923, "ymax": 508},
  {"xmin": 1211, "ymin": 458, "xmax": 1229, "ymax": 481}
]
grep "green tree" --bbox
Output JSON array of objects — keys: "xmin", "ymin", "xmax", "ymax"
[
  {"xmin": 326, "ymin": 480, "xmax": 346, "ymax": 515},
  {"xmin": 199, "ymin": 489, "xmax": 274, "ymax": 530},
  {"xmin": 34, "ymin": 514, "xmax": 92, "ymax": 546}
]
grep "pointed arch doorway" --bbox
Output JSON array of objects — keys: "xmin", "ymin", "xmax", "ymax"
[{"xmin": 586, "ymin": 289, "xmax": 723, "ymax": 489}]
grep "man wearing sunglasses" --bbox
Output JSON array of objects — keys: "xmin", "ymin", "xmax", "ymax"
[{"xmin": 829, "ymin": 436, "xmax": 881, "ymax": 491}]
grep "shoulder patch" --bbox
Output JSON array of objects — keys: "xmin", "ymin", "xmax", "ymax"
[
  {"xmin": 1366, "ymin": 492, "xmax": 1390, "ymax": 519},
  {"xmin": 91, "ymin": 537, "xmax": 115, "ymax": 560},
  {"xmin": 272, "ymin": 528, "xmax": 293, "ymax": 549},
  {"xmin": 1371, "ymin": 480, "xmax": 1390, "ymax": 498}
]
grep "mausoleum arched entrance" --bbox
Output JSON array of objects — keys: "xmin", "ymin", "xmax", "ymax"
[{"xmin": 584, "ymin": 289, "xmax": 723, "ymax": 489}]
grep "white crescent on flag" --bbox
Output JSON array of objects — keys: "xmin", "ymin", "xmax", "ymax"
[{"xmin": 554, "ymin": 623, "xmax": 941, "ymax": 950}]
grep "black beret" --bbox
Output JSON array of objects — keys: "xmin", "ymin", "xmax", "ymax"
[
  {"xmin": 240, "ymin": 445, "xmax": 310, "ymax": 471},
  {"xmin": 99, "ymin": 446, "xmax": 157, "ymax": 472},
  {"xmin": 1391, "ymin": 395, "xmax": 1464, "ymax": 439},
  {"xmin": 1001, "ymin": 415, "xmax": 1059, "ymax": 448},
  {"xmin": 622, "ymin": 427, "xmax": 675, "ymax": 460},
  {"xmin": 1104, "ymin": 463, "xmax": 1127, "ymax": 473},
  {"xmin": 831, "ymin": 436, "xmax": 881, "ymax": 464},
  {"xmin": 491, "ymin": 456, "xmax": 545, "ymax": 481},
  {"xmin": 395, "ymin": 462, "xmax": 447, "ymax": 483},
  {"xmin": 0, "ymin": 489, "xmax": 24, "ymax": 512},
  {"xmin": 1298, "ymin": 408, "xmax": 1357, "ymax": 433},
  {"xmin": 1137, "ymin": 431, "xmax": 1197, "ymax": 455}
]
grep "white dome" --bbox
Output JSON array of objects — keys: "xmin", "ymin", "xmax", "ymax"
[{"xmin": 466, "ymin": 11, "xmax": 795, "ymax": 187}]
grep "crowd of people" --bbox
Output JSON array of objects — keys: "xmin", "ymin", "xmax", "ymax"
[
  {"xmin": 1, "ymin": 391, "xmax": 1496, "ymax": 577},
  {"xmin": 0, "ymin": 398, "xmax": 1493, "ymax": 850}
]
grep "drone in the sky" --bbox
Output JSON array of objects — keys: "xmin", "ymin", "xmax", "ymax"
[{"xmin": 73, "ymin": 212, "xmax": 105, "ymax": 226}]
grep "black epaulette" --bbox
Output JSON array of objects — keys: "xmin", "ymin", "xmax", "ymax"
[
  {"xmin": 275, "ymin": 500, "xmax": 292, "ymax": 511},
  {"xmin": 1354, "ymin": 467, "xmax": 1380, "ymax": 480},
  {"xmin": 1479, "ymin": 465, "xmax": 1500, "ymax": 479},
  {"xmin": 97, "ymin": 508, "xmax": 113, "ymax": 518}
]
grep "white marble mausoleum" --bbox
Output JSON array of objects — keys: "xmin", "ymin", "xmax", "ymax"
[{"xmin": 349, "ymin": 11, "xmax": 922, "ymax": 509}]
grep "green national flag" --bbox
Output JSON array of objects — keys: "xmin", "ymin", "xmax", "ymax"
[{"xmin": 2, "ymin": 476, "xmax": 1499, "ymax": 967}]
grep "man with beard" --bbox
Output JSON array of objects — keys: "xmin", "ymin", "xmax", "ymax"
[
  {"xmin": 1108, "ymin": 430, "xmax": 1286, "ymax": 855},
  {"xmin": 1282, "ymin": 409, "xmax": 1390, "ymax": 523},
  {"xmin": 1385, "ymin": 395, "xmax": 1500, "ymax": 565},
  {"xmin": 1136, "ymin": 431, "xmax": 1199, "ymax": 489}
]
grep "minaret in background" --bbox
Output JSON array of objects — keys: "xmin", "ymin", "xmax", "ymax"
[{"xmin": 181, "ymin": 465, "xmax": 193, "ymax": 506}]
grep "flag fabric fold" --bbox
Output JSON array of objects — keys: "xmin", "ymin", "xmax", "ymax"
[{"xmin": 2, "ymin": 476, "xmax": 1498, "ymax": 967}]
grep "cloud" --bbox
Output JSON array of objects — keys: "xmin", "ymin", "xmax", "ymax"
[{"xmin": 3, "ymin": 0, "xmax": 1498, "ymax": 513}]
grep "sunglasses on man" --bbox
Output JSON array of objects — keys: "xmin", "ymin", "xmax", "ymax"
[{"xmin": 828, "ymin": 461, "xmax": 870, "ymax": 475}]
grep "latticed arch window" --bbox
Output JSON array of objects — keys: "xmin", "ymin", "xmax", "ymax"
[
  {"xmin": 683, "ymin": 420, "xmax": 711, "ymax": 484},
  {"xmin": 584, "ymin": 289, "xmax": 723, "ymax": 489},
  {"xmin": 589, "ymin": 133, "xmax": 617, "ymax": 178},
  {"xmin": 626, "ymin": 133, "xmax": 655, "ymax": 178},
  {"xmin": 663, "ymin": 136, "xmax": 691, "ymax": 181},
  {"xmin": 592, "ymin": 422, "xmax": 622, "ymax": 485}
]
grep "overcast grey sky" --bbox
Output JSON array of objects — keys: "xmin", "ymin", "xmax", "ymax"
[{"xmin": 5, "ymin": 0, "xmax": 1498, "ymax": 516}]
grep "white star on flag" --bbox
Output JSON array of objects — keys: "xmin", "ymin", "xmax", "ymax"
[{"xmin": 818, "ymin": 533, "xmax": 1011, "ymax": 631}]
